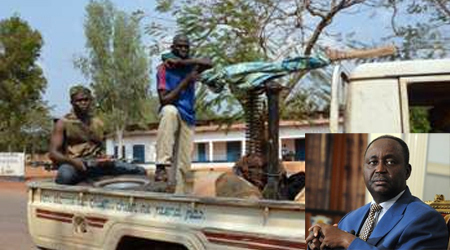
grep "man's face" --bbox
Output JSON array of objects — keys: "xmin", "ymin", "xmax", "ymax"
[
  {"xmin": 363, "ymin": 138, "xmax": 411, "ymax": 203},
  {"xmin": 171, "ymin": 38, "xmax": 190, "ymax": 59},
  {"xmin": 71, "ymin": 92, "xmax": 91, "ymax": 114}
]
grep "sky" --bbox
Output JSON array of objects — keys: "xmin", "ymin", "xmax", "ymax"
[
  {"xmin": 0, "ymin": 0, "xmax": 161, "ymax": 116},
  {"xmin": 0, "ymin": 0, "xmax": 395, "ymax": 117}
]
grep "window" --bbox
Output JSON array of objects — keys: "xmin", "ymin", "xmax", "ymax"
[
  {"xmin": 114, "ymin": 146, "xmax": 126, "ymax": 159},
  {"xmin": 406, "ymin": 81, "xmax": 450, "ymax": 133},
  {"xmin": 197, "ymin": 143, "xmax": 207, "ymax": 162},
  {"xmin": 295, "ymin": 139, "xmax": 306, "ymax": 161},
  {"xmin": 132, "ymin": 145, "xmax": 145, "ymax": 163},
  {"xmin": 226, "ymin": 141, "xmax": 242, "ymax": 162}
]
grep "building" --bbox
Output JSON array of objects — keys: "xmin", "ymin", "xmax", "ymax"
[{"xmin": 105, "ymin": 119, "xmax": 335, "ymax": 170}]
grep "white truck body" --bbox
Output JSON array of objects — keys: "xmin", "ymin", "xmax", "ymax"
[
  {"xmin": 330, "ymin": 58, "xmax": 450, "ymax": 133},
  {"xmin": 28, "ymin": 181, "xmax": 304, "ymax": 250}
]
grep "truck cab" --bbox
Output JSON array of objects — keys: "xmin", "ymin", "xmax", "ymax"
[{"xmin": 330, "ymin": 59, "xmax": 450, "ymax": 133}]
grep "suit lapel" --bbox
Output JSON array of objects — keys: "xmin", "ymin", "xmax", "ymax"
[
  {"xmin": 354, "ymin": 203, "xmax": 371, "ymax": 234},
  {"xmin": 366, "ymin": 188, "xmax": 412, "ymax": 246}
]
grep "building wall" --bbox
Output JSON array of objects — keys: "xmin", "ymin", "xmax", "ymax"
[
  {"xmin": 195, "ymin": 129, "xmax": 245, "ymax": 142},
  {"xmin": 106, "ymin": 134, "xmax": 157, "ymax": 163},
  {"xmin": 279, "ymin": 124, "xmax": 332, "ymax": 136},
  {"xmin": 423, "ymin": 134, "xmax": 450, "ymax": 201},
  {"xmin": 105, "ymin": 123, "xmax": 332, "ymax": 166}
]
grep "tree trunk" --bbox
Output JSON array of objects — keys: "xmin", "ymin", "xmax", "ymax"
[{"xmin": 116, "ymin": 127, "xmax": 124, "ymax": 160}]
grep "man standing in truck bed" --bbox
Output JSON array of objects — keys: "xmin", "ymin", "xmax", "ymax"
[
  {"xmin": 155, "ymin": 34, "xmax": 212, "ymax": 193},
  {"xmin": 49, "ymin": 85, "xmax": 146, "ymax": 185}
]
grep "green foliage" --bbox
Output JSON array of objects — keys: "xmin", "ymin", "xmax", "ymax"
[
  {"xmin": 409, "ymin": 107, "xmax": 432, "ymax": 133},
  {"xmin": 150, "ymin": 0, "xmax": 268, "ymax": 65},
  {"xmin": 195, "ymin": 84, "xmax": 242, "ymax": 122},
  {"xmin": 21, "ymin": 104, "xmax": 53, "ymax": 153},
  {"xmin": 75, "ymin": 0, "xmax": 156, "ymax": 135},
  {"xmin": 155, "ymin": 0, "xmax": 175, "ymax": 12},
  {"xmin": 380, "ymin": 0, "xmax": 449, "ymax": 59},
  {"xmin": 147, "ymin": 1, "xmax": 366, "ymax": 121},
  {"xmin": 0, "ymin": 16, "xmax": 51, "ymax": 152},
  {"xmin": 147, "ymin": 0, "xmax": 449, "ymax": 124}
]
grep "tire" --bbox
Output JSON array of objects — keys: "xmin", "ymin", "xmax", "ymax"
[{"xmin": 93, "ymin": 175, "xmax": 150, "ymax": 190}]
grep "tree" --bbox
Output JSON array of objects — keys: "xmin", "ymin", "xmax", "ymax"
[
  {"xmin": 75, "ymin": 0, "xmax": 153, "ymax": 159},
  {"xmin": 146, "ymin": 0, "xmax": 368, "ymax": 121},
  {"xmin": 21, "ymin": 104, "xmax": 53, "ymax": 154},
  {"xmin": 369, "ymin": 0, "xmax": 449, "ymax": 59},
  {"xmin": 0, "ymin": 16, "xmax": 51, "ymax": 152}
]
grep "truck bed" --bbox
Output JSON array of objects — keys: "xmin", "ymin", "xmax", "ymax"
[{"xmin": 28, "ymin": 180, "xmax": 305, "ymax": 250}]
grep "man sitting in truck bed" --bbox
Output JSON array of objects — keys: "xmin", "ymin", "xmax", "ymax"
[{"xmin": 49, "ymin": 85, "xmax": 147, "ymax": 185}]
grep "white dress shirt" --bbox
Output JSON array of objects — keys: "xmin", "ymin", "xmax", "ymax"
[{"xmin": 370, "ymin": 189, "xmax": 406, "ymax": 228}]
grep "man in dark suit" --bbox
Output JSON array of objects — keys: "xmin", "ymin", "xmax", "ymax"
[{"xmin": 306, "ymin": 135, "xmax": 448, "ymax": 249}]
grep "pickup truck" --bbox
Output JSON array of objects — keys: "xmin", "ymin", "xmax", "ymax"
[
  {"xmin": 27, "ymin": 171, "xmax": 305, "ymax": 250},
  {"xmin": 329, "ymin": 58, "xmax": 450, "ymax": 133},
  {"xmin": 28, "ymin": 56, "xmax": 306, "ymax": 249}
]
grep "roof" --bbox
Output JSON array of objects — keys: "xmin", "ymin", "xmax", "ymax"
[{"xmin": 349, "ymin": 58, "xmax": 450, "ymax": 80}]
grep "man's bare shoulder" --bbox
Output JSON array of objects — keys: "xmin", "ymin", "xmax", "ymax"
[{"xmin": 91, "ymin": 116, "xmax": 105, "ymax": 128}]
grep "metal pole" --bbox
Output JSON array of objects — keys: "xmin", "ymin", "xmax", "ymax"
[{"xmin": 262, "ymin": 81, "xmax": 282, "ymax": 199}]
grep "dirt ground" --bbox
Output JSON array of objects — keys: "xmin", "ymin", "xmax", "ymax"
[
  {"xmin": 0, "ymin": 180, "xmax": 36, "ymax": 250},
  {"xmin": 0, "ymin": 165, "xmax": 55, "ymax": 249},
  {"xmin": 0, "ymin": 162, "xmax": 56, "ymax": 250}
]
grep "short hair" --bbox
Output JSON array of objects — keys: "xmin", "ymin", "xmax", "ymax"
[
  {"xmin": 69, "ymin": 85, "xmax": 92, "ymax": 100},
  {"xmin": 364, "ymin": 135, "xmax": 410, "ymax": 166},
  {"xmin": 172, "ymin": 34, "xmax": 190, "ymax": 45}
]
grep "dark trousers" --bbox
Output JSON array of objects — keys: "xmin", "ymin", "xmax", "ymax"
[{"xmin": 55, "ymin": 161, "xmax": 146, "ymax": 185}]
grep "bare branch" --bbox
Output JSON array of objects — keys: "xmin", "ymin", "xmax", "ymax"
[
  {"xmin": 305, "ymin": 0, "xmax": 327, "ymax": 18},
  {"xmin": 280, "ymin": 71, "xmax": 309, "ymax": 101},
  {"xmin": 430, "ymin": 0, "xmax": 450, "ymax": 19},
  {"xmin": 304, "ymin": 1, "xmax": 345, "ymax": 55},
  {"xmin": 258, "ymin": 2, "xmax": 280, "ymax": 57},
  {"xmin": 294, "ymin": 0, "xmax": 305, "ymax": 27},
  {"xmin": 342, "ymin": 0, "xmax": 366, "ymax": 8},
  {"xmin": 303, "ymin": 0, "xmax": 367, "ymax": 56},
  {"xmin": 389, "ymin": 0, "xmax": 400, "ymax": 36}
]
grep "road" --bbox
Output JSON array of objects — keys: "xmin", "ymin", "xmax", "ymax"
[{"xmin": 0, "ymin": 180, "xmax": 35, "ymax": 250}]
